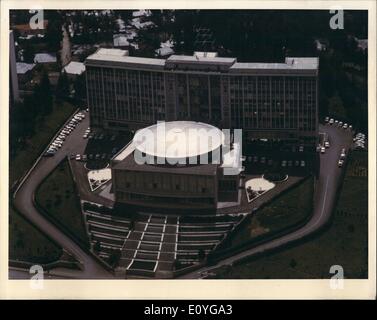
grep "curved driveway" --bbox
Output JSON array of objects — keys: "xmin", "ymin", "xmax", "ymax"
[
  {"xmin": 11, "ymin": 120, "xmax": 352, "ymax": 279},
  {"xmin": 180, "ymin": 124, "xmax": 353, "ymax": 278},
  {"xmin": 12, "ymin": 114, "xmax": 113, "ymax": 279}
]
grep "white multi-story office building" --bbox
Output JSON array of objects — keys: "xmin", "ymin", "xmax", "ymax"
[{"xmin": 85, "ymin": 49, "xmax": 319, "ymax": 146}]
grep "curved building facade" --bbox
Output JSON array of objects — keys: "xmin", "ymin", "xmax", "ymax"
[{"xmin": 111, "ymin": 121, "xmax": 241, "ymax": 212}]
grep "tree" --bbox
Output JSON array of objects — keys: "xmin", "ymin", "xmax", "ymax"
[
  {"xmin": 34, "ymin": 71, "xmax": 53, "ymax": 115},
  {"xmin": 23, "ymin": 42, "xmax": 35, "ymax": 63},
  {"xmin": 45, "ymin": 16, "xmax": 63, "ymax": 51},
  {"xmin": 56, "ymin": 71, "xmax": 70, "ymax": 102}
]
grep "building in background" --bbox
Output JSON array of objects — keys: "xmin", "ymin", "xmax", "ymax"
[
  {"xmin": 85, "ymin": 49, "xmax": 319, "ymax": 147},
  {"xmin": 63, "ymin": 61, "xmax": 86, "ymax": 80},
  {"xmin": 9, "ymin": 30, "xmax": 20, "ymax": 105}
]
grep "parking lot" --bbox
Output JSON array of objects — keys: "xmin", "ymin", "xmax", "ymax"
[
  {"xmin": 71, "ymin": 129, "xmax": 132, "ymax": 170},
  {"xmin": 323, "ymin": 115, "xmax": 366, "ymax": 167}
]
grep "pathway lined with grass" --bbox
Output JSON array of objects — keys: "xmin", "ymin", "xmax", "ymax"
[{"xmin": 9, "ymin": 102, "xmax": 76, "ymax": 264}]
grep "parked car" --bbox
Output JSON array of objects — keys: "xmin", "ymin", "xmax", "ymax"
[
  {"xmin": 325, "ymin": 116, "xmax": 329, "ymax": 122},
  {"xmin": 281, "ymin": 160, "xmax": 287, "ymax": 167},
  {"xmin": 324, "ymin": 141, "xmax": 330, "ymax": 148},
  {"xmin": 321, "ymin": 147, "xmax": 325, "ymax": 154},
  {"xmin": 300, "ymin": 160, "xmax": 306, "ymax": 167},
  {"xmin": 329, "ymin": 118, "xmax": 334, "ymax": 124},
  {"xmin": 69, "ymin": 154, "xmax": 75, "ymax": 160},
  {"xmin": 338, "ymin": 159, "xmax": 344, "ymax": 167},
  {"xmin": 299, "ymin": 145, "xmax": 304, "ymax": 152},
  {"xmin": 43, "ymin": 151, "xmax": 55, "ymax": 157},
  {"xmin": 75, "ymin": 154, "xmax": 81, "ymax": 161},
  {"xmin": 343, "ymin": 123, "xmax": 348, "ymax": 129},
  {"xmin": 338, "ymin": 121, "xmax": 343, "ymax": 127},
  {"xmin": 82, "ymin": 155, "xmax": 87, "ymax": 161}
]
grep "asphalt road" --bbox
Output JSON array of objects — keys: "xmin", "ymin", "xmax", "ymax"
[
  {"xmin": 180, "ymin": 123, "xmax": 353, "ymax": 278},
  {"xmin": 11, "ymin": 119, "xmax": 352, "ymax": 280},
  {"xmin": 12, "ymin": 111, "xmax": 114, "ymax": 279}
]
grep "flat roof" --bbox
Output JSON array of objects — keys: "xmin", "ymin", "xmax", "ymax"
[
  {"xmin": 85, "ymin": 49, "xmax": 318, "ymax": 74},
  {"xmin": 167, "ymin": 54, "xmax": 236, "ymax": 66},
  {"xmin": 86, "ymin": 48, "xmax": 165, "ymax": 70},
  {"xmin": 34, "ymin": 53, "xmax": 57, "ymax": 63},
  {"xmin": 63, "ymin": 61, "xmax": 85, "ymax": 75},
  {"xmin": 133, "ymin": 121, "xmax": 224, "ymax": 160},
  {"xmin": 230, "ymin": 57, "xmax": 319, "ymax": 74},
  {"xmin": 16, "ymin": 62, "xmax": 35, "ymax": 74}
]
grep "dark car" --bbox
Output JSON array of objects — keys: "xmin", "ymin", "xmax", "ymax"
[{"xmin": 43, "ymin": 152, "xmax": 55, "ymax": 157}]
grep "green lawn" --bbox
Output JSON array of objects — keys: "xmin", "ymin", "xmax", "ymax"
[
  {"xmin": 9, "ymin": 102, "xmax": 76, "ymax": 264},
  {"xmin": 35, "ymin": 160, "xmax": 89, "ymax": 247},
  {"xmin": 9, "ymin": 207, "xmax": 62, "ymax": 263},
  {"xmin": 217, "ymin": 150, "xmax": 368, "ymax": 279},
  {"xmin": 229, "ymin": 176, "xmax": 314, "ymax": 247}
]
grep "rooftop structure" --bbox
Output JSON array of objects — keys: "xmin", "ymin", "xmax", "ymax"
[
  {"xmin": 34, "ymin": 53, "xmax": 57, "ymax": 64},
  {"xmin": 133, "ymin": 121, "xmax": 224, "ymax": 161},
  {"xmin": 86, "ymin": 50, "xmax": 318, "ymax": 75},
  {"xmin": 63, "ymin": 61, "xmax": 85, "ymax": 75},
  {"xmin": 155, "ymin": 47, "xmax": 174, "ymax": 57},
  {"xmin": 16, "ymin": 62, "xmax": 36, "ymax": 74},
  {"xmin": 113, "ymin": 34, "xmax": 130, "ymax": 47}
]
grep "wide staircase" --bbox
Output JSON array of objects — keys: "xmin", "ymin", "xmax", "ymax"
[{"xmin": 117, "ymin": 214, "xmax": 178, "ymax": 278}]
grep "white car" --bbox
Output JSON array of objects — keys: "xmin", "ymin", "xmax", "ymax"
[
  {"xmin": 321, "ymin": 147, "xmax": 326, "ymax": 154},
  {"xmin": 299, "ymin": 146, "xmax": 304, "ymax": 152},
  {"xmin": 300, "ymin": 160, "xmax": 306, "ymax": 167},
  {"xmin": 324, "ymin": 141, "xmax": 330, "ymax": 148},
  {"xmin": 343, "ymin": 123, "xmax": 348, "ymax": 129},
  {"xmin": 325, "ymin": 116, "xmax": 329, "ymax": 122},
  {"xmin": 338, "ymin": 121, "xmax": 343, "ymax": 127},
  {"xmin": 75, "ymin": 154, "xmax": 81, "ymax": 161},
  {"xmin": 329, "ymin": 118, "xmax": 334, "ymax": 124},
  {"xmin": 338, "ymin": 159, "xmax": 344, "ymax": 167}
]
